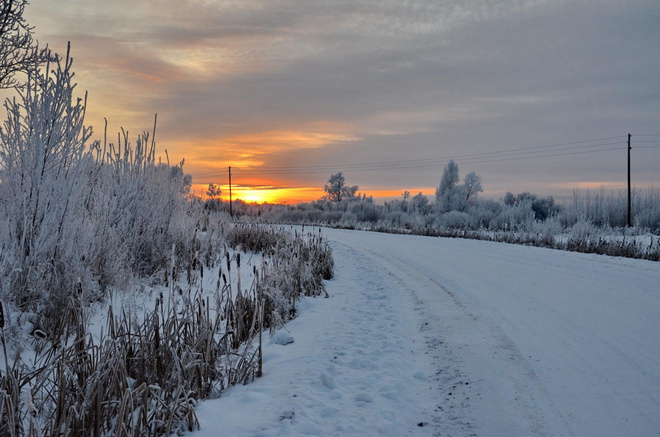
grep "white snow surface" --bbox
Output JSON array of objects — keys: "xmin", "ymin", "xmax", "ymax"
[{"xmin": 193, "ymin": 228, "xmax": 660, "ymax": 437}]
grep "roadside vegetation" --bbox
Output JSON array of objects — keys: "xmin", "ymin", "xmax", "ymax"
[
  {"xmin": 207, "ymin": 168, "xmax": 660, "ymax": 261},
  {"xmin": 0, "ymin": 6, "xmax": 333, "ymax": 434}
]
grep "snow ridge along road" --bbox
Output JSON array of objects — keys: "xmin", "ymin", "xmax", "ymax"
[{"xmin": 194, "ymin": 228, "xmax": 660, "ymax": 436}]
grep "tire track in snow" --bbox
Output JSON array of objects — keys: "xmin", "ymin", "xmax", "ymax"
[
  {"xmin": 345, "ymin": 243, "xmax": 479, "ymax": 437},
  {"xmin": 348, "ymin": 243, "xmax": 568, "ymax": 437},
  {"xmin": 325, "ymin": 229, "xmax": 660, "ymax": 436}
]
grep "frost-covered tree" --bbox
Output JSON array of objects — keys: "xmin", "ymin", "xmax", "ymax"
[
  {"xmin": 323, "ymin": 172, "xmax": 358, "ymax": 202},
  {"xmin": 462, "ymin": 171, "xmax": 483, "ymax": 207},
  {"xmin": 411, "ymin": 191, "xmax": 429, "ymax": 214},
  {"xmin": 207, "ymin": 182, "xmax": 222, "ymax": 199},
  {"xmin": 436, "ymin": 160, "xmax": 483, "ymax": 213},
  {"xmin": 436, "ymin": 160, "xmax": 460, "ymax": 212},
  {"xmin": 0, "ymin": 0, "xmax": 52, "ymax": 88}
]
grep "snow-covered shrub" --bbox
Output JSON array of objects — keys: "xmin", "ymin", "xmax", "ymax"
[
  {"xmin": 349, "ymin": 200, "xmax": 380, "ymax": 223},
  {"xmin": 470, "ymin": 199, "xmax": 503, "ymax": 229},
  {"xmin": 491, "ymin": 201, "xmax": 536, "ymax": 231},
  {"xmin": 441, "ymin": 211, "xmax": 472, "ymax": 229},
  {"xmin": 0, "ymin": 47, "xmax": 94, "ymax": 316},
  {"xmin": 503, "ymin": 192, "xmax": 558, "ymax": 221},
  {"xmin": 563, "ymin": 188, "xmax": 627, "ymax": 228},
  {"xmin": 92, "ymin": 131, "xmax": 193, "ymax": 277},
  {"xmin": 569, "ymin": 219, "xmax": 598, "ymax": 241},
  {"xmin": 0, "ymin": 46, "xmax": 195, "ymax": 339},
  {"xmin": 532, "ymin": 215, "xmax": 564, "ymax": 246},
  {"xmin": 340, "ymin": 211, "xmax": 358, "ymax": 227},
  {"xmin": 320, "ymin": 210, "xmax": 343, "ymax": 223},
  {"xmin": 634, "ymin": 188, "xmax": 660, "ymax": 233},
  {"xmin": 228, "ymin": 226, "xmax": 334, "ymax": 328}
]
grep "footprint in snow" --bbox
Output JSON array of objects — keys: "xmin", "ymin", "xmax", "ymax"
[
  {"xmin": 355, "ymin": 392, "xmax": 374, "ymax": 403},
  {"xmin": 321, "ymin": 371, "xmax": 338, "ymax": 389}
]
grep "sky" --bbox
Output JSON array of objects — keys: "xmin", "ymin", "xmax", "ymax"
[{"xmin": 19, "ymin": 0, "xmax": 660, "ymax": 203}]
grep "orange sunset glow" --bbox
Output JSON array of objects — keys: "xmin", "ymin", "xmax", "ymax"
[
  {"xmin": 191, "ymin": 184, "xmax": 325, "ymax": 204},
  {"xmin": 191, "ymin": 182, "xmax": 432, "ymax": 205}
]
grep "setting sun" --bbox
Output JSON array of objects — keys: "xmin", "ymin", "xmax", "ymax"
[{"xmin": 191, "ymin": 183, "xmax": 325, "ymax": 204}]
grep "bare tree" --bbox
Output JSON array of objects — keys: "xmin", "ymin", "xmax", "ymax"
[{"xmin": 1, "ymin": 0, "xmax": 51, "ymax": 89}]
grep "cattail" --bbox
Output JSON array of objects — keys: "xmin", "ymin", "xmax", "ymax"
[
  {"xmin": 33, "ymin": 329, "xmax": 47, "ymax": 339},
  {"xmin": 0, "ymin": 300, "xmax": 5, "ymax": 329}
]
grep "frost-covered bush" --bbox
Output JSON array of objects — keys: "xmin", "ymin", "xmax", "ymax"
[
  {"xmin": 224, "ymin": 224, "xmax": 333, "ymax": 329},
  {"xmin": 503, "ymin": 192, "xmax": 558, "ymax": 221},
  {"xmin": 0, "ymin": 48, "xmax": 94, "ymax": 312},
  {"xmin": 441, "ymin": 211, "xmax": 472, "ymax": 229},
  {"xmin": 91, "ymin": 136, "xmax": 194, "ymax": 278},
  {"xmin": 320, "ymin": 210, "xmax": 343, "ymax": 223},
  {"xmin": 636, "ymin": 209, "xmax": 660, "ymax": 234},
  {"xmin": 563, "ymin": 188, "xmax": 627, "ymax": 228},
  {"xmin": 569, "ymin": 219, "xmax": 599, "ymax": 241},
  {"xmin": 633, "ymin": 188, "xmax": 660, "ymax": 233},
  {"xmin": 491, "ymin": 202, "xmax": 536, "ymax": 231},
  {"xmin": 340, "ymin": 211, "xmax": 358, "ymax": 226},
  {"xmin": 349, "ymin": 201, "xmax": 379, "ymax": 223},
  {"xmin": 470, "ymin": 199, "xmax": 503, "ymax": 229},
  {"xmin": 0, "ymin": 47, "xmax": 194, "ymax": 337},
  {"xmin": 533, "ymin": 215, "xmax": 564, "ymax": 246}
]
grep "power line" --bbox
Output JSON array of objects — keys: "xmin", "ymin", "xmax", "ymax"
[
  {"xmin": 234, "ymin": 135, "xmax": 626, "ymax": 172},
  {"xmin": 227, "ymin": 148, "xmax": 623, "ymax": 176},
  {"xmin": 229, "ymin": 141, "xmax": 625, "ymax": 176},
  {"xmin": 189, "ymin": 134, "xmax": 659, "ymax": 181},
  {"xmin": 193, "ymin": 136, "xmax": 627, "ymax": 179}
]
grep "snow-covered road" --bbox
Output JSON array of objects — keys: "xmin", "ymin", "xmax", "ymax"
[{"xmin": 194, "ymin": 228, "xmax": 660, "ymax": 436}]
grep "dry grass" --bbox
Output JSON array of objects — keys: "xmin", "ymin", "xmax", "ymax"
[{"xmin": 0, "ymin": 224, "xmax": 333, "ymax": 436}]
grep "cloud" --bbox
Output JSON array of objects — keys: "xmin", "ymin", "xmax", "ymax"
[{"xmin": 23, "ymin": 0, "xmax": 660, "ymax": 201}]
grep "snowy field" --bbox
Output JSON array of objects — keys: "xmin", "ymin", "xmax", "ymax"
[{"xmin": 193, "ymin": 228, "xmax": 660, "ymax": 437}]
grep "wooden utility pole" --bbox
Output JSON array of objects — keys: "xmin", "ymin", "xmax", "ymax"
[
  {"xmin": 627, "ymin": 133, "xmax": 631, "ymax": 227},
  {"xmin": 229, "ymin": 166, "xmax": 233, "ymax": 217}
]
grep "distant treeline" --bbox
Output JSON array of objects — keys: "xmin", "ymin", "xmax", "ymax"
[{"xmin": 203, "ymin": 167, "xmax": 660, "ymax": 261}]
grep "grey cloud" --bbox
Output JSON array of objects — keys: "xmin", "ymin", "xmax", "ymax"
[{"xmin": 26, "ymin": 0, "xmax": 660, "ymax": 198}]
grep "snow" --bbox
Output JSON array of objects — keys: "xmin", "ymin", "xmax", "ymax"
[{"xmin": 193, "ymin": 228, "xmax": 660, "ymax": 437}]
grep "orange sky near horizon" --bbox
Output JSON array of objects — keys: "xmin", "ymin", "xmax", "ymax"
[{"xmin": 191, "ymin": 182, "xmax": 436, "ymax": 204}]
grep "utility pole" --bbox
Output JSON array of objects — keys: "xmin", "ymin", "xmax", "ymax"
[
  {"xmin": 229, "ymin": 166, "xmax": 233, "ymax": 218},
  {"xmin": 627, "ymin": 133, "xmax": 631, "ymax": 227}
]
